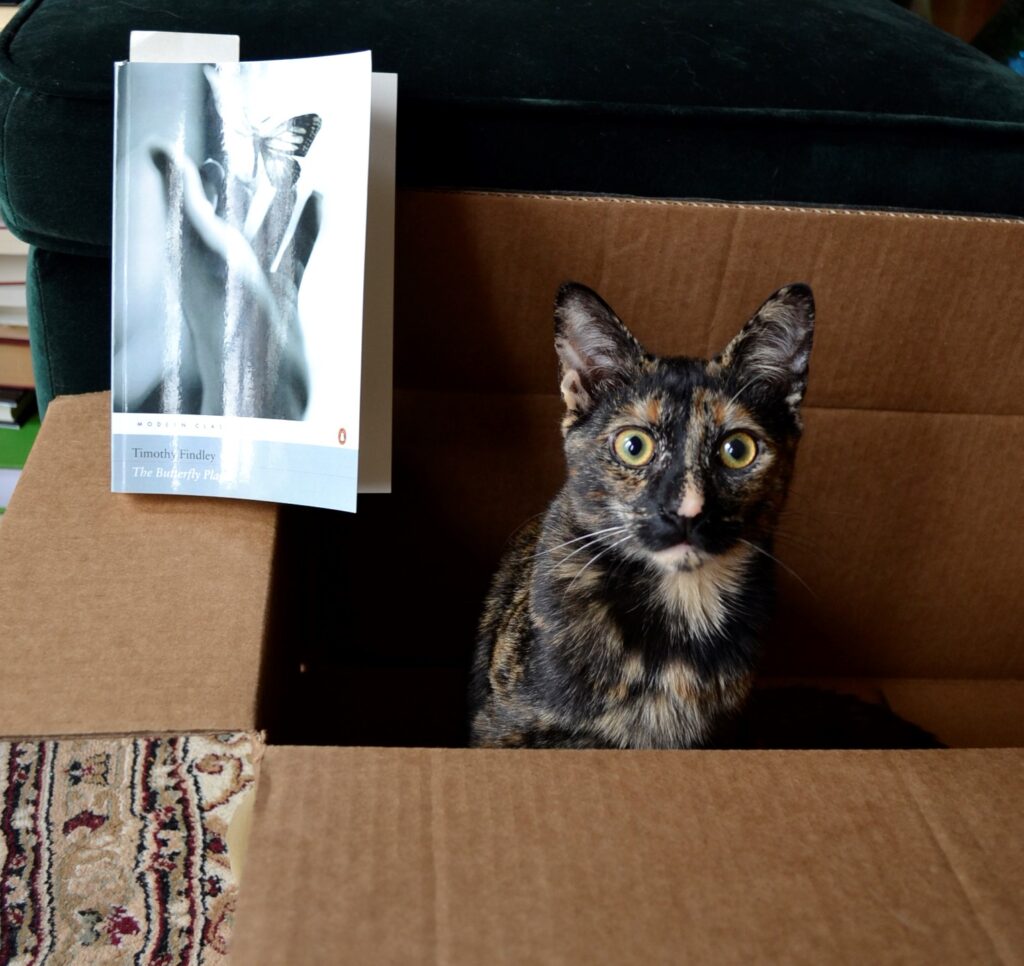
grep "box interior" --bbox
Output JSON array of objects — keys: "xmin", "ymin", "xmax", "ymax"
[
  {"xmin": 261, "ymin": 191, "xmax": 1024, "ymax": 750},
  {"xmin": 2, "ymin": 191, "xmax": 1022, "ymax": 750},
  {"xmin": 3, "ymin": 190, "xmax": 1022, "ymax": 961}
]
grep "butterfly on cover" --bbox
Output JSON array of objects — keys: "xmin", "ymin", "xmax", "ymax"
[{"xmin": 245, "ymin": 113, "xmax": 322, "ymax": 187}]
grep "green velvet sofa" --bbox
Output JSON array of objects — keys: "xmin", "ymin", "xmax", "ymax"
[{"xmin": 1, "ymin": 0, "xmax": 1023, "ymax": 414}]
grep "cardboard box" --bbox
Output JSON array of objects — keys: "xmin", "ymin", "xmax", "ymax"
[
  {"xmin": 0, "ymin": 391, "xmax": 276, "ymax": 738},
  {"xmin": 1, "ymin": 192, "xmax": 1022, "ymax": 962}
]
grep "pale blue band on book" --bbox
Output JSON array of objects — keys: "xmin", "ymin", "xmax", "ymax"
[{"xmin": 112, "ymin": 434, "xmax": 358, "ymax": 511}]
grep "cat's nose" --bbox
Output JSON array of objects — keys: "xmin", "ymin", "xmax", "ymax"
[
  {"xmin": 677, "ymin": 484, "xmax": 703, "ymax": 519},
  {"xmin": 659, "ymin": 508, "xmax": 700, "ymax": 543}
]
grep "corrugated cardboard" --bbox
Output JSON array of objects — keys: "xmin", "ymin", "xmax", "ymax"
[
  {"xmin": 767, "ymin": 408, "xmax": 1023, "ymax": 678},
  {"xmin": 391, "ymin": 194, "xmax": 1024, "ymax": 674},
  {"xmin": 879, "ymin": 679, "xmax": 1024, "ymax": 749},
  {"xmin": 233, "ymin": 746, "xmax": 1024, "ymax": 965},
  {"xmin": 1, "ymin": 192, "xmax": 1021, "ymax": 963},
  {"xmin": 255, "ymin": 193, "xmax": 1023, "ymax": 758},
  {"xmin": 4, "ymin": 194, "xmax": 1018, "ymax": 736},
  {"xmin": 394, "ymin": 193, "xmax": 1024, "ymax": 415},
  {"xmin": 0, "ymin": 391, "xmax": 276, "ymax": 736}
]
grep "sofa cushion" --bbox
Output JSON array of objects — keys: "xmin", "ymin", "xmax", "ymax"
[
  {"xmin": 25, "ymin": 248, "xmax": 111, "ymax": 408},
  {"xmin": 3, "ymin": 0, "xmax": 1024, "ymax": 257}
]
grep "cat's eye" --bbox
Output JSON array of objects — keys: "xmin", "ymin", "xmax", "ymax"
[
  {"xmin": 719, "ymin": 431, "xmax": 758, "ymax": 470},
  {"xmin": 612, "ymin": 428, "xmax": 656, "ymax": 467}
]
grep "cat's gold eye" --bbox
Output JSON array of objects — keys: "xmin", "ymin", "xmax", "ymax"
[
  {"xmin": 612, "ymin": 428, "xmax": 656, "ymax": 467},
  {"xmin": 719, "ymin": 431, "xmax": 758, "ymax": 470}
]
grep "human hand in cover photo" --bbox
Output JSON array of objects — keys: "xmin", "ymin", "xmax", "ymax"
[{"xmin": 128, "ymin": 66, "xmax": 322, "ymax": 420}]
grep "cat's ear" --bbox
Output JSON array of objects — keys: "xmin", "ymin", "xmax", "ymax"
[
  {"xmin": 554, "ymin": 283, "xmax": 646, "ymax": 421},
  {"xmin": 716, "ymin": 283, "xmax": 815, "ymax": 414}
]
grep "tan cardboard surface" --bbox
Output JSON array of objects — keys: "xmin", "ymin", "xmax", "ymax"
[
  {"xmin": 0, "ymin": 392, "xmax": 276, "ymax": 736},
  {"xmin": 0, "ymin": 192, "xmax": 1018, "ymax": 964},
  {"xmin": 0, "ymin": 194, "xmax": 1018, "ymax": 741},
  {"xmin": 395, "ymin": 192, "xmax": 1024, "ymax": 415},
  {"xmin": 768, "ymin": 409, "xmax": 1024, "ymax": 677},
  {"xmin": 233, "ymin": 746, "xmax": 1024, "ymax": 965},
  {"xmin": 879, "ymin": 679, "xmax": 1024, "ymax": 749}
]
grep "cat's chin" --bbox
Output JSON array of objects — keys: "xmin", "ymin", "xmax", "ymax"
[{"xmin": 649, "ymin": 542, "xmax": 707, "ymax": 572}]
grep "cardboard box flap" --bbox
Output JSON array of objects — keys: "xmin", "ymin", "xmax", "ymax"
[
  {"xmin": 233, "ymin": 746, "xmax": 1024, "ymax": 964},
  {"xmin": 395, "ymin": 192, "xmax": 1024, "ymax": 416},
  {"xmin": 0, "ymin": 392, "xmax": 277, "ymax": 737}
]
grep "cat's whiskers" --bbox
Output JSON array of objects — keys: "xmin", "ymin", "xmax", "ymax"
[
  {"xmin": 533, "ymin": 525, "xmax": 627, "ymax": 559},
  {"xmin": 556, "ymin": 531, "xmax": 629, "ymax": 568},
  {"xmin": 567, "ymin": 534, "xmax": 633, "ymax": 590},
  {"xmin": 738, "ymin": 538, "xmax": 817, "ymax": 598}
]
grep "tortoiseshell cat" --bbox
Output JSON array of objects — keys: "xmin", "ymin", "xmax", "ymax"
[{"xmin": 470, "ymin": 281, "xmax": 816, "ymax": 749}]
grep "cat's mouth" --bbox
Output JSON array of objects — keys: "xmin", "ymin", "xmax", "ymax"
[{"xmin": 650, "ymin": 541, "xmax": 707, "ymax": 572}]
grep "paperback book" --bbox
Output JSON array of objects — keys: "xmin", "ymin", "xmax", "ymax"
[{"xmin": 111, "ymin": 45, "xmax": 374, "ymax": 511}]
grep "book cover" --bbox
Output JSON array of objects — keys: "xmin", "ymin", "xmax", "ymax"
[{"xmin": 111, "ymin": 50, "xmax": 373, "ymax": 512}]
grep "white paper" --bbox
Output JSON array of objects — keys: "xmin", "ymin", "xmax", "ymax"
[{"xmin": 129, "ymin": 31, "xmax": 240, "ymax": 64}]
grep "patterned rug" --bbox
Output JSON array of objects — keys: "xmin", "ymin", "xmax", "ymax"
[{"xmin": 1, "ymin": 732, "xmax": 263, "ymax": 965}]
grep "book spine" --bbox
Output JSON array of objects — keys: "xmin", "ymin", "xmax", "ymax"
[
  {"xmin": 0, "ymin": 340, "xmax": 33, "ymax": 387},
  {"xmin": 111, "ymin": 62, "xmax": 131, "ymax": 490}
]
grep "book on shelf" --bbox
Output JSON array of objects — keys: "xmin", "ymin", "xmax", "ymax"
[
  {"xmin": 0, "ymin": 338, "xmax": 32, "ymax": 389},
  {"xmin": 0, "ymin": 387, "xmax": 36, "ymax": 428},
  {"xmin": 0, "ymin": 412, "xmax": 40, "ymax": 514},
  {"xmin": 0, "ymin": 254, "xmax": 27, "ymax": 285},
  {"xmin": 0, "ymin": 324, "xmax": 28, "ymax": 342},
  {"xmin": 0, "ymin": 301, "xmax": 29, "ymax": 337},
  {"xmin": 0, "ymin": 223, "xmax": 29, "ymax": 257},
  {"xmin": 0, "ymin": 282, "xmax": 25, "ymax": 309},
  {"xmin": 0, "ymin": 219, "xmax": 29, "ymax": 332},
  {"xmin": 111, "ymin": 33, "xmax": 394, "ymax": 512}
]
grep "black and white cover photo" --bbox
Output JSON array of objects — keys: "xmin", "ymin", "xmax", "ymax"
[{"xmin": 112, "ymin": 49, "xmax": 371, "ymax": 511}]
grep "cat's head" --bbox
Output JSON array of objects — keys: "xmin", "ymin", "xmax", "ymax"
[{"xmin": 554, "ymin": 281, "xmax": 814, "ymax": 572}]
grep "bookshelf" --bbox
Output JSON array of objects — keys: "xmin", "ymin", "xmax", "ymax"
[{"xmin": 0, "ymin": 71, "xmax": 34, "ymax": 510}]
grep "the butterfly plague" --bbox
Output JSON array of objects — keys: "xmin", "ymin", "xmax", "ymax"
[
  {"xmin": 247, "ymin": 112, "xmax": 322, "ymax": 186},
  {"xmin": 202, "ymin": 65, "xmax": 322, "ymax": 189}
]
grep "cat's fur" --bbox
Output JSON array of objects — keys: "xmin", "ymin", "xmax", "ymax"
[{"xmin": 469, "ymin": 281, "xmax": 815, "ymax": 749}]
